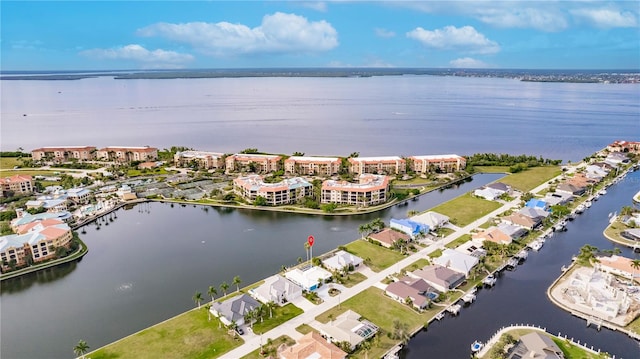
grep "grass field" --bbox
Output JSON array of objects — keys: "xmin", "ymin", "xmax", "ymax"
[
  {"xmin": 89, "ymin": 308, "xmax": 243, "ymax": 359},
  {"xmin": 475, "ymin": 166, "xmax": 561, "ymax": 192},
  {"xmin": 0, "ymin": 169, "xmax": 59, "ymax": 177},
  {"xmin": 445, "ymin": 234, "xmax": 472, "ymax": 249},
  {"xmin": 344, "ymin": 240, "xmax": 405, "ymax": 272},
  {"xmin": 604, "ymin": 222, "xmax": 636, "ymax": 246},
  {"xmin": 295, "ymin": 323, "xmax": 315, "ymax": 335},
  {"xmin": 252, "ymin": 304, "xmax": 303, "ymax": 334},
  {"xmin": 431, "ymin": 193, "xmax": 502, "ymax": 227},
  {"xmin": 402, "ymin": 258, "xmax": 431, "ymax": 273},
  {"xmin": 341, "ymin": 272, "xmax": 368, "ymax": 287},
  {"xmin": 0, "ymin": 157, "xmax": 24, "ymax": 170}
]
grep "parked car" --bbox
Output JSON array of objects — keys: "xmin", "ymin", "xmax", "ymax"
[{"xmin": 236, "ymin": 327, "xmax": 244, "ymax": 335}]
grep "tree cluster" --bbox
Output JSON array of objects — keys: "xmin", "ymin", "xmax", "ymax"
[{"xmin": 465, "ymin": 153, "xmax": 562, "ymax": 167}]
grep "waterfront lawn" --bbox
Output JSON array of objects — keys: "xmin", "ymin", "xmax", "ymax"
[
  {"xmin": 89, "ymin": 308, "xmax": 242, "ymax": 359},
  {"xmin": 552, "ymin": 337, "xmax": 603, "ymax": 359},
  {"xmin": 252, "ymin": 304, "xmax": 303, "ymax": 334},
  {"xmin": 240, "ymin": 335, "xmax": 295, "ymax": 359},
  {"xmin": 604, "ymin": 222, "xmax": 636, "ymax": 246},
  {"xmin": 431, "ymin": 193, "xmax": 502, "ymax": 227},
  {"xmin": 316, "ymin": 287, "xmax": 437, "ymax": 359},
  {"xmin": 402, "ymin": 258, "xmax": 431, "ymax": 273},
  {"xmin": 474, "ymin": 166, "xmax": 510, "ymax": 173},
  {"xmin": 344, "ymin": 240, "xmax": 405, "ymax": 272},
  {"xmin": 627, "ymin": 315, "xmax": 640, "ymax": 336},
  {"xmin": 498, "ymin": 166, "xmax": 562, "ymax": 192},
  {"xmin": 445, "ymin": 234, "xmax": 472, "ymax": 249}
]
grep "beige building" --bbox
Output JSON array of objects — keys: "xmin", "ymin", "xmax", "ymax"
[
  {"xmin": 225, "ymin": 154, "xmax": 281, "ymax": 173},
  {"xmin": 348, "ymin": 156, "xmax": 406, "ymax": 175},
  {"xmin": 31, "ymin": 146, "xmax": 96, "ymax": 163},
  {"xmin": 409, "ymin": 154, "xmax": 466, "ymax": 173},
  {"xmin": 0, "ymin": 175, "xmax": 34, "ymax": 197},
  {"xmin": 284, "ymin": 156, "xmax": 341, "ymax": 176},
  {"xmin": 233, "ymin": 175, "xmax": 313, "ymax": 206},
  {"xmin": 174, "ymin": 150, "xmax": 225, "ymax": 169},
  {"xmin": 321, "ymin": 174, "xmax": 389, "ymax": 206},
  {"xmin": 96, "ymin": 146, "xmax": 158, "ymax": 163}
]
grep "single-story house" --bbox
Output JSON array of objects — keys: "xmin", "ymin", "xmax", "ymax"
[
  {"xmin": 408, "ymin": 265, "xmax": 465, "ymax": 293},
  {"xmin": 284, "ymin": 266, "xmax": 332, "ymax": 291},
  {"xmin": 621, "ymin": 228, "xmax": 640, "ymax": 241},
  {"xmin": 519, "ymin": 207, "xmax": 550, "ymax": 219},
  {"xmin": 410, "ymin": 211, "xmax": 450, "ymax": 229},
  {"xmin": 318, "ymin": 310, "xmax": 379, "ymax": 351},
  {"xmin": 390, "ymin": 218, "xmax": 429, "ymax": 238},
  {"xmin": 556, "ymin": 183, "xmax": 585, "ymax": 196},
  {"xmin": 525, "ymin": 199, "xmax": 549, "ymax": 210},
  {"xmin": 585, "ymin": 164, "xmax": 609, "ymax": 179},
  {"xmin": 249, "ymin": 274, "xmax": 302, "ymax": 306},
  {"xmin": 543, "ymin": 192, "xmax": 573, "ymax": 206},
  {"xmin": 368, "ymin": 228, "xmax": 410, "ymax": 248},
  {"xmin": 473, "ymin": 187, "xmax": 504, "ymax": 201},
  {"xmin": 323, "ymin": 250, "xmax": 364, "ymax": 272},
  {"xmin": 502, "ymin": 213, "xmax": 541, "ymax": 230},
  {"xmin": 472, "ymin": 226, "xmax": 513, "ymax": 245},
  {"xmin": 280, "ymin": 332, "xmax": 347, "ymax": 359},
  {"xmin": 486, "ymin": 182, "xmax": 512, "ymax": 194},
  {"xmin": 497, "ymin": 222, "xmax": 528, "ymax": 239},
  {"xmin": 596, "ymin": 255, "xmax": 638, "ymax": 280},
  {"xmin": 432, "ymin": 249, "xmax": 479, "ymax": 277},
  {"xmin": 385, "ymin": 278, "xmax": 431, "ymax": 310},
  {"xmin": 210, "ymin": 293, "xmax": 260, "ymax": 326},
  {"xmin": 506, "ymin": 332, "xmax": 565, "ymax": 359}
]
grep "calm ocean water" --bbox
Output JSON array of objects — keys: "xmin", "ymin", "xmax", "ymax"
[{"xmin": 2, "ymin": 75, "xmax": 638, "ymax": 161}]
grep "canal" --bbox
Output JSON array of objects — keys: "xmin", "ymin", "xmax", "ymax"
[
  {"xmin": 402, "ymin": 170, "xmax": 640, "ymax": 359},
  {"xmin": 0, "ymin": 174, "xmax": 502, "ymax": 359}
]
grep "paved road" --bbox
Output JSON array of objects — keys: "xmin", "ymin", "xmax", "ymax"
[{"xmin": 219, "ymin": 175, "xmax": 559, "ymax": 358}]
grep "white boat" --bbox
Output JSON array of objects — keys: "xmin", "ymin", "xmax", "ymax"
[
  {"xmin": 516, "ymin": 249, "xmax": 528, "ymax": 261},
  {"xmin": 584, "ymin": 200, "xmax": 592, "ymax": 208},
  {"xmin": 599, "ymin": 189, "xmax": 607, "ymax": 195},
  {"xmin": 471, "ymin": 340, "xmax": 484, "ymax": 353},
  {"xmin": 435, "ymin": 312, "xmax": 445, "ymax": 321},
  {"xmin": 575, "ymin": 204, "xmax": 585, "ymax": 214},
  {"xmin": 593, "ymin": 194, "xmax": 600, "ymax": 201},
  {"xmin": 529, "ymin": 240, "xmax": 543, "ymax": 251},
  {"xmin": 483, "ymin": 275, "xmax": 497, "ymax": 287}
]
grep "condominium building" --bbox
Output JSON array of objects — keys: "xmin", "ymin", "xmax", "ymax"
[
  {"xmin": 174, "ymin": 150, "xmax": 225, "ymax": 169},
  {"xmin": 233, "ymin": 175, "xmax": 313, "ymax": 205},
  {"xmin": 31, "ymin": 146, "xmax": 96, "ymax": 163},
  {"xmin": 348, "ymin": 156, "xmax": 406, "ymax": 175},
  {"xmin": 284, "ymin": 156, "xmax": 341, "ymax": 176},
  {"xmin": 96, "ymin": 146, "xmax": 158, "ymax": 163},
  {"xmin": 409, "ymin": 154, "xmax": 466, "ymax": 173},
  {"xmin": 0, "ymin": 175, "xmax": 34, "ymax": 197},
  {"xmin": 225, "ymin": 154, "xmax": 281, "ymax": 173},
  {"xmin": 321, "ymin": 174, "xmax": 389, "ymax": 206},
  {"xmin": 607, "ymin": 140, "xmax": 640, "ymax": 154},
  {"xmin": 0, "ymin": 218, "xmax": 73, "ymax": 271}
]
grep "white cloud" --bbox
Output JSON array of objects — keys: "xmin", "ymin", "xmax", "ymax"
[
  {"xmin": 571, "ymin": 8, "xmax": 637, "ymax": 28},
  {"xmin": 375, "ymin": 28, "xmax": 396, "ymax": 38},
  {"xmin": 301, "ymin": 1, "xmax": 327, "ymax": 12},
  {"xmin": 80, "ymin": 44, "xmax": 194, "ymax": 64},
  {"xmin": 449, "ymin": 57, "xmax": 489, "ymax": 68},
  {"xmin": 475, "ymin": 7, "xmax": 568, "ymax": 32},
  {"xmin": 137, "ymin": 12, "xmax": 338, "ymax": 56},
  {"xmin": 407, "ymin": 25, "xmax": 500, "ymax": 54}
]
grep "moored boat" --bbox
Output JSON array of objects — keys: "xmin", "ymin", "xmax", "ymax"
[{"xmin": 471, "ymin": 340, "xmax": 484, "ymax": 353}]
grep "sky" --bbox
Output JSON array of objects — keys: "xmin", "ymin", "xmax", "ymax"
[{"xmin": 1, "ymin": 1, "xmax": 639, "ymax": 71}]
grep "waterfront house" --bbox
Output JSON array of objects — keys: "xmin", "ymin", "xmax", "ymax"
[
  {"xmin": 173, "ymin": 150, "xmax": 225, "ymax": 169},
  {"xmin": 0, "ymin": 174, "xmax": 34, "ymax": 198},
  {"xmin": 410, "ymin": 211, "xmax": 450, "ymax": 230},
  {"xmin": 473, "ymin": 187, "xmax": 504, "ymax": 201},
  {"xmin": 621, "ymin": 228, "xmax": 640, "ymax": 242},
  {"xmin": 225, "ymin": 153, "xmax": 281, "ymax": 173},
  {"xmin": 348, "ymin": 156, "xmax": 406, "ymax": 175},
  {"xmin": 31, "ymin": 146, "xmax": 96, "ymax": 163},
  {"xmin": 385, "ymin": 278, "xmax": 431, "ymax": 310},
  {"xmin": 408, "ymin": 265, "xmax": 465, "ymax": 293},
  {"xmin": 284, "ymin": 266, "xmax": 332, "ymax": 291},
  {"xmin": 506, "ymin": 332, "xmax": 565, "ymax": 359},
  {"xmin": 607, "ymin": 140, "xmax": 640, "ymax": 154},
  {"xmin": 323, "ymin": 250, "xmax": 363, "ymax": 272},
  {"xmin": 390, "ymin": 218, "xmax": 429, "ymax": 238},
  {"xmin": 596, "ymin": 255, "xmax": 638, "ymax": 281},
  {"xmin": 284, "ymin": 156, "xmax": 341, "ymax": 176},
  {"xmin": 543, "ymin": 192, "xmax": 573, "ymax": 206},
  {"xmin": 525, "ymin": 198, "xmax": 549, "ymax": 211},
  {"xmin": 432, "ymin": 249, "xmax": 479, "ymax": 277},
  {"xmin": 556, "ymin": 183, "xmax": 585, "ymax": 196},
  {"xmin": 567, "ymin": 173, "xmax": 597, "ymax": 189},
  {"xmin": 604, "ymin": 152, "xmax": 630, "ymax": 167},
  {"xmin": 585, "ymin": 164, "xmax": 609, "ymax": 180},
  {"xmin": 97, "ymin": 146, "xmax": 158, "ymax": 163},
  {"xmin": 249, "ymin": 275, "xmax": 302, "ymax": 306},
  {"xmin": 317, "ymin": 310, "xmax": 379, "ymax": 351},
  {"xmin": 408, "ymin": 154, "xmax": 466, "ymax": 173},
  {"xmin": 233, "ymin": 175, "xmax": 313, "ymax": 205},
  {"xmin": 503, "ymin": 213, "xmax": 540, "ymax": 230},
  {"xmin": 321, "ymin": 174, "xmax": 389, "ymax": 207},
  {"xmin": 472, "ymin": 226, "xmax": 514, "ymax": 245},
  {"xmin": 519, "ymin": 207, "xmax": 550, "ymax": 220},
  {"xmin": 210, "ymin": 293, "xmax": 260, "ymax": 327},
  {"xmin": 279, "ymin": 332, "xmax": 347, "ymax": 359},
  {"xmin": 367, "ymin": 228, "xmax": 410, "ymax": 248}
]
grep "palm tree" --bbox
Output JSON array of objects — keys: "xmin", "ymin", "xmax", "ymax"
[
  {"xmin": 304, "ymin": 242, "xmax": 311, "ymax": 263},
  {"xmin": 205, "ymin": 303, "xmax": 212, "ymax": 321},
  {"xmin": 73, "ymin": 340, "xmax": 89, "ymax": 359},
  {"xmin": 207, "ymin": 286, "xmax": 218, "ymax": 303},
  {"xmin": 244, "ymin": 309, "xmax": 256, "ymax": 329},
  {"xmin": 193, "ymin": 291, "xmax": 203, "ymax": 309},
  {"xmin": 631, "ymin": 259, "xmax": 640, "ymax": 284},
  {"xmin": 233, "ymin": 275, "xmax": 242, "ymax": 292},
  {"xmin": 220, "ymin": 282, "xmax": 229, "ymax": 297},
  {"xmin": 266, "ymin": 301, "xmax": 276, "ymax": 318},
  {"xmin": 361, "ymin": 340, "xmax": 372, "ymax": 359}
]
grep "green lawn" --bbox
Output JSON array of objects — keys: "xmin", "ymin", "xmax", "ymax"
[
  {"xmin": 445, "ymin": 234, "xmax": 472, "ymax": 249},
  {"xmin": 552, "ymin": 337, "xmax": 604, "ymax": 359},
  {"xmin": 344, "ymin": 240, "xmax": 405, "ymax": 272},
  {"xmin": 89, "ymin": 308, "xmax": 243, "ymax": 359},
  {"xmin": 627, "ymin": 315, "xmax": 640, "ymax": 335},
  {"xmin": 430, "ymin": 193, "xmax": 503, "ymax": 226},
  {"xmin": 497, "ymin": 166, "xmax": 561, "ymax": 192},
  {"xmin": 315, "ymin": 287, "xmax": 439, "ymax": 359},
  {"xmin": 252, "ymin": 304, "xmax": 303, "ymax": 334},
  {"xmin": 474, "ymin": 166, "xmax": 510, "ymax": 173},
  {"xmin": 402, "ymin": 258, "xmax": 431, "ymax": 273},
  {"xmin": 341, "ymin": 271, "xmax": 368, "ymax": 288},
  {"xmin": 295, "ymin": 324, "xmax": 315, "ymax": 335},
  {"xmin": 0, "ymin": 157, "xmax": 24, "ymax": 170},
  {"xmin": 604, "ymin": 222, "xmax": 636, "ymax": 246},
  {"xmin": 428, "ymin": 249, "xmax": 443, "ymax": 258},
  {"xmin": 479, "ymin": 219, "xmax": 495, "ymax": 229},
  {"xmin": 240, "ymin": 336, "xmax": 295, "ymax": 359},
  {"xmin": 0, "ymin": 169, "xmax": 59, "ymax": 177}
]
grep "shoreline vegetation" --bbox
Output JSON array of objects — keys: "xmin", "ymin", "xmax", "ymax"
[
  {"xmin": 1, "ymin": 68, "xmax": 638, "ymax": 83},
  {"xmin": 84, "ymin": 151, "xmax": 637, "ymax": 359}
]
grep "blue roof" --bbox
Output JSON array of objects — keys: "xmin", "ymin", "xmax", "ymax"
[
  {"xmin": 525, "ymin": 199, "xmax": 548, "ymax": 209},
  {"xmin": 390, "ymin": 218, "xmax": 429, "ymax": 235}
]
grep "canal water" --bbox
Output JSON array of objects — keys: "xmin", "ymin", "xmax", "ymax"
[
  {"xmin": 0, "ymin": 174, "xmax": 502, "ymax": 359},
  {"xmin": 402, "ymin": 170, "xmax": 640, "ymax": 359}
]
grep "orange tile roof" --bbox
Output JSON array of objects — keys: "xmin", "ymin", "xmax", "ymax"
[
  {"xmin": 2, "ymin": 174, "xmax": 33, "ymax": 184},
  {"xmin": 368, "ymin": 228, "xmax": 409, "ymax": 246},
  {"xmin": 17, "ymin": 219, "xmax": 64, "ymax": 234},
  {"xmin": 40, "ymin": 226, "xmax": 69, "ymax": 240},
  {"xmin": 280, "ymin": 332, "xmax": 347, "ymax": 359}
]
